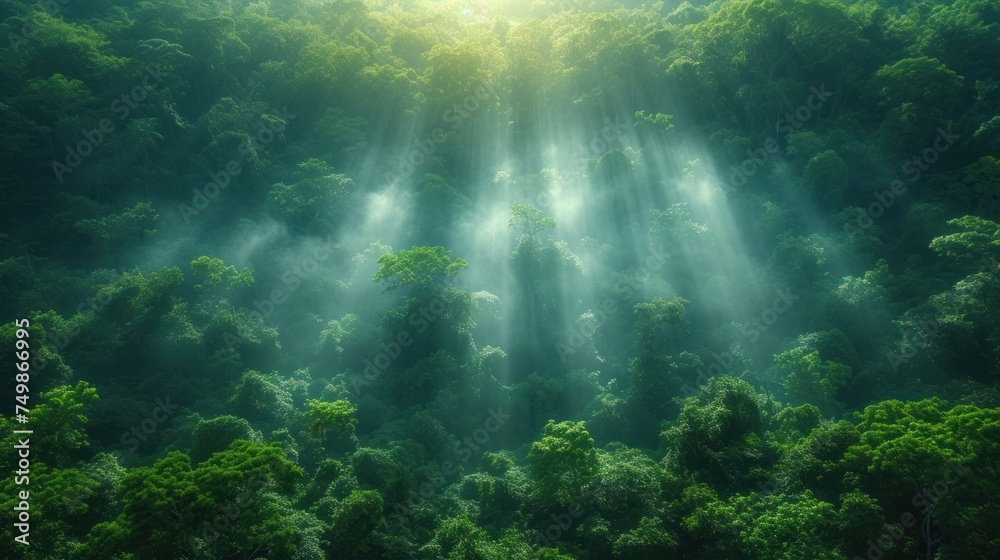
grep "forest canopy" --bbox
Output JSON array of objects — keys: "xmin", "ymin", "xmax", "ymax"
[{"xmin": 2, "ymin": 0, "xmax": 1000, "ymax": 559}]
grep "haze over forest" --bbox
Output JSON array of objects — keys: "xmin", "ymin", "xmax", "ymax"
[{"xmin": 1, "ymin": 0, "xmax": 1000, "ymax": 559}]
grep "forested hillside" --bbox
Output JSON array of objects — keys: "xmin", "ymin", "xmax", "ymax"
[{"xmin": 1, "ymin": 0, "xmax": 999, "ymax": 558}]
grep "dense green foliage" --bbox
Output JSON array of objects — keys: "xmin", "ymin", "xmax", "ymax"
[{"xmin": 2, "ymin": 0, "xmax": 1000, "ymax": 558}]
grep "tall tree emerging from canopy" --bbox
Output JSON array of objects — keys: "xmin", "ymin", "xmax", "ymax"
[
  {"xmin": 508, "ymin": 204, "xmax": 585, "ymax": 376},
  {"xmin": 372, "ymin": 245, "xmax": 469, "ymax": 292}
]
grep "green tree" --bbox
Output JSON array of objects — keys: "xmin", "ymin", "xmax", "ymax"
[
  {"xmin": 189, "ymin": 256, "xmax": 254, "ymax": 297},
  {"xmin": 32, "ymin": 381, "xmax": 98, "ymax": 467},
  {"xmin": 0, "ymin": 461, "xmax": 100, "ymax": 559},
  {"xmin": 415, "ymin": 173, "xmax": 471, "ymax": 244},
  {"xmin": 930, "ymin": 215, "xmax": 1000, "ymax": 268},
  {"xmin": 75, "ymin": 202, "xmax": 158, "ymax": 252},
  {"xmin": 632, "ymin": 297, "xmax": 690, "ymax": 349},
  {"xmin": 509, "ymin": 202, "xmax": 557, "ymax": 235},
  {"xmin": 595, "ymin": 447, "xmax": 665, "ymax": 530},
  {"xmin": 0, "ymin": 314, "xmax": 73, "ymax": 393},
  {"xmin": 634, "ymin": 110, "xmax": 675, "ymax": 138},
  {"xmin": 324, "ymin": 490, "xmax": 387, "ymax": 559},
  {"xmin": 873, "ymin": 56, "xmax": 964, "ymax": 111},
  {"xmin": 678, "ymin": 483, "xmax": 740, "ymax": 558},
  {"xmin": 662, "ymin": 376, "xmax": 776, "ymax": 491},
  {"xmin": 306, "ymin": 399, "xmax": 357, "ymax": 437},
  {"xmin": 873, "ymin": 57, "xmax": 964, "ymax": 149},
  {"xmin": 772, "ymin": 347, "xmax": 851, "ymax": 413},
  {"xmin": 228, "ymin": 370, "xmax": 294, "ymax": 428},
  {"xmin": 373, "ymin": 245, "xmax": 469, "ymax": 292},
  {"xmin": 802, "ymin": 150, "xmax": 848, "ymax": 209},
  {"xmin": 612, "ymin": 516, "xmax": 678, "ymax": 559},
  {"xmin": 509, "ymin": 205, "xmax": 585, "ymax": 372},
  {"xmin": 268, "ymin": 159, "xmax": 353, "ymax": 233},
  {"xmin": 692, "ymin": 0, "xmax": 864, "ymax": 128},
  {"xmin": 189, "ymin": 415, "xmax": 261, "ymax": 464},
  {"xmin": 960, "ymin": 156, "xmax": 1000, "ymax": 218},
  {"xmin": 528, "ymin": 420, "xmax": 599, "ymax": 506},
  {"xmin": 91, "ymin": 441, "xmax": 302, "ymax": 560},
  {"xmin": 348, "ymin": 447, "xmax": 415, "ymax": 507},
  {"xmin": 734, "ymin": 491, "xmax": 841, "ymax": 560}
]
